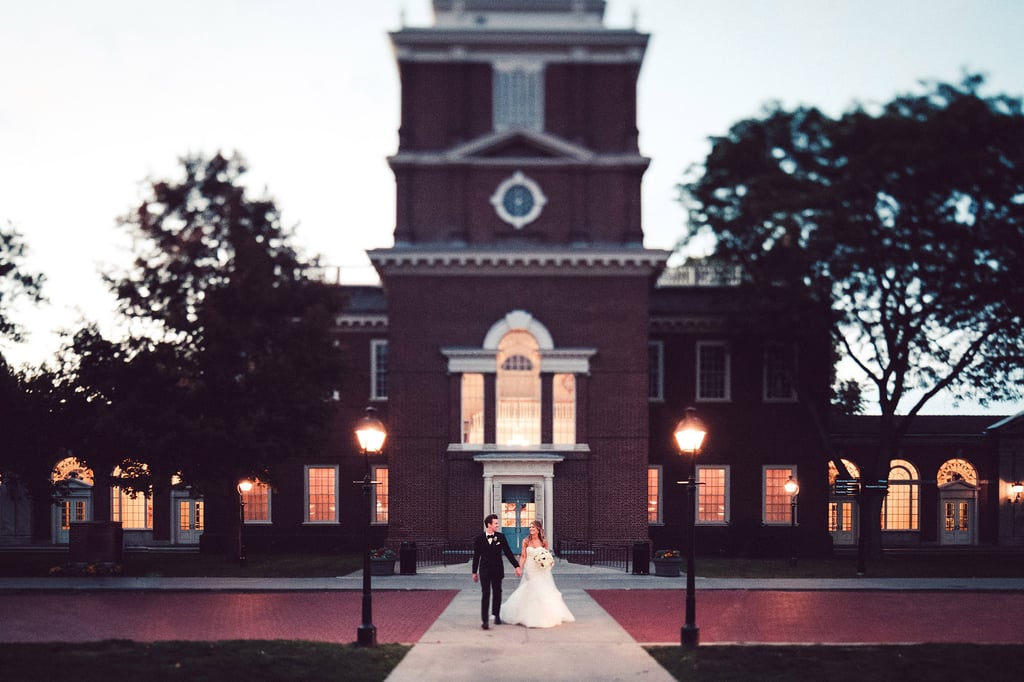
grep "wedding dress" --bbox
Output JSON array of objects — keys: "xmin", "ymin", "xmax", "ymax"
[{"xmin": 501, "ymin": 545, "xmax": 575, "ymax": 628}]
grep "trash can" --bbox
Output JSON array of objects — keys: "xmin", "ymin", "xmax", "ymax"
[
  {"xmin": 631, "ymin": 541, "xmax": 650, "ymax": 575},
  {"xmin": 399, "ymin": 541, "xmax": 417, "ymax": 575}
]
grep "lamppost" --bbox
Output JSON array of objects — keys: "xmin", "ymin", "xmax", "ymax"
[
  {"xmin": 236, "ymin": 479, "xmax": 253, "ymax": 567},
  {"xmin": 784, "ymin": 475, "xmax": 800, "ymax": 564},
  {"xmin": 673, "ymin": 406, "xmax": 707, "ymax": 649},
  {"xmin": 355, "ymin": 406, "xmax": 387, "ymax": 647}
]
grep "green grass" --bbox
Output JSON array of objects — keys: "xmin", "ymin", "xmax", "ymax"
[
  {"xmin": 0, "ymin": 640, "xmax": 409, "ymax": 682},
  {"xmin": 646, "ymin": 644, "xmax": 1024, "ymax": 681}
]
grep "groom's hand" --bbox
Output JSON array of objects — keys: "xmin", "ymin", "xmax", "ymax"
[
  {"xmin": 514, "ymin": 567, "xmax": 522, "ymax": 577},
  {"xmin": 472, "ymin": 573, "xmax": 478, "ymax": 583}
]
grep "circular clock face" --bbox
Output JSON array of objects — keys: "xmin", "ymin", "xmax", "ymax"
[
  {"xmin": 490, "ymin": 171, "xmax": 547, "ymax": 229},
  {"xmin": 503, "ymin": 184, "xmax": 535, "ymax": 217}
]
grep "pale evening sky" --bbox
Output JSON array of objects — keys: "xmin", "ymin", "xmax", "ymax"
[{"xmin": 2, "ymin": 0, "xmax": 1022, "ymax": 414}]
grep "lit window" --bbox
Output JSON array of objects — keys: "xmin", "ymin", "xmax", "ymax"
[
  {"xmin": 372, "ymin": 466, "xmax": 389, "ymax": 524},
  {"xmin": 371, "ymin": 340, "xmax": 388, "ymax": 401},
  {"xmin": 553, "ymin": 373, "xmax": 576, "ymax": 444},
  {"xmin": 493, "ymin": 61, "xmax": 544, "ymax": 132},
  {"xmin": 937, "ymin": 458, "xmax": 978, "ymax": 486},
  {"xmin": 648, "ymin": 341, "xmax": 664, "ymax": 402},
  {"xmin": 697, "ymin": 341, "xmax": 730, "ymax": 401},
  {"xmin": 305, "ymin": 466, "xmax": 338, "ymax": 524},
  {"xmin": 647, "ymin": 466, "xmax": 662, "ymax": 524},
  {"xmin": 697, "ymin": 466, "xmax": 730, "ymax": 524},
  {"xmin": 496, "ymin": 330, "xmax": 541, "ymax": 445},
  {"xmin": 882, "ymin": 460, "xmax": 919, "ymax": 531},
  {"xmin": 241, "ymin": 481, "xmax": 272, "ymax": 523},
  {"xmin": 763, "ymin": 343, "xmax": 797, "ymax": 402},
  {"xmin": 763, "ymin": 466, "xmax": 795, "ymax": 525},
  {"xmin": 111, "ymin": 462, "xmax": 153, "ymax": 530},
  {"xmin": 462, "ymin": 373, "xmax": 484, "ymax": 444}
]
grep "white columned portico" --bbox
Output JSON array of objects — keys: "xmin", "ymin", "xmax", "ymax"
[{"xmin": 474, "ymin": 453, "xmax": 564, "ymax": 544}]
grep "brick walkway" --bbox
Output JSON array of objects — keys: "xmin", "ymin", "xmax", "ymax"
[
  {"xmin": 0, "ymin": 590, "xmax": 457, "ymax": 644},
  {"xmin": 589, "ymin": 589, "xmax": 1024, "ymax": 644},
  {"xmin": 4, "ymin": 587, "xmax": 1024, "ymax": 646}
]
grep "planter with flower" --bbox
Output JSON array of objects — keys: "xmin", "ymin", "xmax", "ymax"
[
  {"xmin": 652, "ymin": 549, "xmax": 682, "ymax": 577},
  {"xmin": 370, "ymin": 547, "xmax": 396, "ymax": 576}
]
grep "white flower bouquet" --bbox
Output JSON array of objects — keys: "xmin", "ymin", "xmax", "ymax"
[{"xmin": 533, "ymin": 547, "xmax": 555, "ymax": 570}]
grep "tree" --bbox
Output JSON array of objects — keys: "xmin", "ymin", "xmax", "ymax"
[
  {"xmin": 678, "ymin": 76, "xmax": 1024, "ymax": 569},
  {"xmin": 0, "ymin": 221, "xmax": 45, "ymax": 348},
  {"xmin": 78, "ymin": 151, "xmax": 346, "ymax": 553}
]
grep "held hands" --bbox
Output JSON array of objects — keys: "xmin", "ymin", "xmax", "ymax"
[{"xmin": 515, "ymin": 566, "xmax": 522, "ymax": 577}]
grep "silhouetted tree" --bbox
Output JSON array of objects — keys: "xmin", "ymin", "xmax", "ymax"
[
  {"xmin": 73, "ymin": 152, "xmax": 346, "ymax": 554},
  {"xmin": 679, "ymin": 75, "xmax": 1024, "ymax": 570}
]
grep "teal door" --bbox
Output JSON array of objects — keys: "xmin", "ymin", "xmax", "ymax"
[{"xmin": 500, "ymin": 485, "xmax": 535, "ymax": 549}]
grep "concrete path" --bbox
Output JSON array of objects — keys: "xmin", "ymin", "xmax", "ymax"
[{"xmin": 385, "ymin": 584, "xmax": 673, "ymax": 682}]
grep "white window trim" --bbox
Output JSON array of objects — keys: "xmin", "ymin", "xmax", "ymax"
[
  {"xmin": 696, "ymin": 464, "xmax": 730, "ymax": 526},
  {"xmin": 696, "ymin": 340, "xmax": 731, "ymax": 402},
  {"xmin": 762, "ymin": 465, "xmax": 797, "ymax": 526},
  {"xmin": 370, "ymin": 339, "xmax": 388, "ymax": 402},
  {"xmin": 648, "ymin": 340, "xmax": 664, "ymax": 402},
  {"xmin": 303, "ymin": 465, "xmax": 340, "ymax": 525}
]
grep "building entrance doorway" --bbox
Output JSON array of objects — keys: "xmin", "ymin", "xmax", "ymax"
[
  {"xmin": 938, "ymin": 479, "xmax": 978, "ymax": 546},
  {"xmin": 500, "ymin": 484, "xmax": 535, "ymax": 548},
  {"xmin": 828, "ymin": 500, "xmax": 857, "ymax": 546},
  {"xmin": 173, "ymin": 497, "xmax": 204, "ymax": 545}
]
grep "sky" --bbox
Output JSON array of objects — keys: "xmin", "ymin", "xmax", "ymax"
[{"xmin": 2, "ymin": 0, "xmax": 1023, "ymax": 414}]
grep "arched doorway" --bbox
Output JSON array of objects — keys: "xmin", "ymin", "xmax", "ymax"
[
  {"xmin": 51, "ymin": 457, "xmax": 94, "ymax": 544},
  {"xmin": 937, "ymin": 459, "xmax": 979, "ymax": 546}
]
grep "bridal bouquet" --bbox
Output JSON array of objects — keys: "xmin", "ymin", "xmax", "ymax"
[{"xmin": 533, "ymin": 548, "xmax": 555, "ymax": 570}]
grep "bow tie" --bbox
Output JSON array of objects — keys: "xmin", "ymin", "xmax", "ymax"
[{"xmin": 487, "ymin": 534, "xmax": 495, "ymax": 541}]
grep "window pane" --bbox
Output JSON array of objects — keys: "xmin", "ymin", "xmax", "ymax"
[
  {"xmin": 497, "ymin": 331, "xmax": 540, "ymax": 445},
  {"xmin": 307, "ymin": 467, "xmax": 337, "ymax": 523},
  {"xmin": 764, "ymin": 344, "xmax": 796, "ymax": 401},
  {"xmin": 697, "ymin": 467, "xmax": 727, "ymax": 523},
  {"xmin": 462, "ymin": 373, "xmax": 484, "ymax": 444},
  {"xmin": 494, "ymin": 63, "xmax": 543, "ymax": 131},
  {"xmin": 242, "ymin": 482, "xmax": 271, "ymax": 522},
  {"xmin": 763, "ymin": 467, "xmax": 793, "ymax": 524},
  {"xmin": 373, "ymin": 467, "xmax": 389, "ymax": 523},
  {"xmin": 371, "ymin": 340, "xmax": 388, "ymax": 400},
  {"xmin": 697, "ymin": 342, "xmax": 729, "ymax": 400},
  {"xmin": 553, "ymin": 373, "xmax": 576, "ymax": 444},
  {"xmin": 647, "ymin": 467, "xmax": 661, "ymax": 523},
  {"xmin": 648, "ymin": 341, "xmax": 664, "ymax": 401}
]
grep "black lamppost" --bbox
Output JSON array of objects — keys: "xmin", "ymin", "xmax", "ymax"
[
  {"xmin": 673, "ymin": 406, "xmax": 707, "ymax": 649},
  {"xmin": 784, "ymin": 475, "xmax": 800, "ymax": 564},
  {"xmin": 355, "ymin": 406, "xmax": 386, "ymax": 647},
  {"xmin": 236, "ymin": 479, "xmax": 253, "ymax": 567}
]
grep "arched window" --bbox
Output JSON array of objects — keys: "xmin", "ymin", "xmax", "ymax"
[
  {"xmin": 827, "ymin": 459, "xmax": 861, "ymax": 488},
  {"xmin": 497, "ymin": 330, "xmax": 540, "ymax": 445},
  {"xmin": 937, "ymin": 458, "xmax": 978, "ymax": 486},
  {"xmin": 882, "ymin": 459, "xmax": 919, "ymax": 531}
]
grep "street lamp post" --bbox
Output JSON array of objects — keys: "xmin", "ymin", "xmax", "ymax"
[
  {"xmin": 673, "ymin": 406, "xmax": 707, "ymax": 649},
  {"xmin": 784, "ymin": 475, "xmax": 800, "ymax": 564},
  {"xmin": 236, "ymin": 479, "xmax": 253, "ymax": 567},
  {"xmin": 354, "ymin": 406, "xmax": 387, "ymax": 647}
]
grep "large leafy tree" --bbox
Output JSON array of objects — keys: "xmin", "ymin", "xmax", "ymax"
[
  {"xmin": 76, "ymin": 152, "xmax": 346, "ymax": 552},
  {"xmin": 0, "ymin": 221, "xmax": 45, "ymax": 348},
  {"xmin": 679, "ymin": 76, "xmax": 1024, "ymax": 568}
]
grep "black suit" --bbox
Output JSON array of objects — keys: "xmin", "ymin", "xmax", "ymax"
[{"xmin": 472, "ymin": 531, "xmax": 520, "ymax": 626}]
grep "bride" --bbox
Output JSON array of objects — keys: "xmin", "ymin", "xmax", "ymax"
[{"xmin": 500, "ymin": 519, "xmax": 575, "ymax": 628}]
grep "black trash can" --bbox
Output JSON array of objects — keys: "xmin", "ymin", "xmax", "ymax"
[
  {"xmin": 399, "ymin": 541, "xmax": 417, "ymax": 575},
  {"xmin": 632, "ymin": 541, "xmax": 650, "ymax": 575}
]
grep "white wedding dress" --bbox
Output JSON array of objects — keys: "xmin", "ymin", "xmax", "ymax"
[{"xmin": 501, "ymin": 546, "xmax": 575, "ymax": 628}]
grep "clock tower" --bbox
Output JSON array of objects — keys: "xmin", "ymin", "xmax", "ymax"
[{"xmin": 371, "ymin": 0, "xmax": 667, "ymax": 548}]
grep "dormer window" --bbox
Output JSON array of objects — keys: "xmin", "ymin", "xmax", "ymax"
[{"xmin": 493, "ymin": 61, "xmax": 544, "ymax": 132}]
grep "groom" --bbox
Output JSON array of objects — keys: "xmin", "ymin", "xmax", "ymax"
[{"xmin": 472, "ymin": 513, "xmax": 521, "ymax": 629}]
